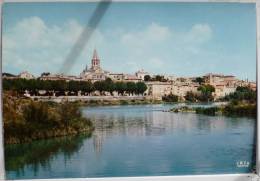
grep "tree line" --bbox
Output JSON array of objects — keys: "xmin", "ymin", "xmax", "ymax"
[
  {"xmin": 3, "ymin": 78, "xmax": 148, "ymax": 96},
  {"xmin": 223, "ymin": 86, "xmax": 256, "ymax": 103}
]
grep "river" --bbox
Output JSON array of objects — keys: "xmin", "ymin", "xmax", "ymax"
[{"xmin": 5, "ymin": 103, "xmax": 256, "ymax": 179}]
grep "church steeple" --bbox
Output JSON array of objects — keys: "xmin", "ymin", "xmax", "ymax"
[
  {"xmin": 93, "ymin": 49, "xmax": 99, "ymax": 60},
  {"xmin": 91, "ymin": 49, "xmax": 100, "ymax": 70}
]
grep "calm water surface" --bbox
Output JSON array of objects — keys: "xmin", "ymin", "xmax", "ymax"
[{"xmin": 5, "ymin": 103, "xmax": 256, "ymax": 179}]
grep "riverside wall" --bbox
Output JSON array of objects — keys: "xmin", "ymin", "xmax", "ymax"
[{"xmin": 29, "ymin": 95, "xmax": 151, "ymax": 103}]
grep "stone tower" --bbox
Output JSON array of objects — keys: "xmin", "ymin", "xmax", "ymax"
[{"xmin": 91, "ymin": 49, "xmax": 100, "ymax": 70}]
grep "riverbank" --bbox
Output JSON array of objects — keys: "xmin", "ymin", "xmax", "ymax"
[
  {"xmin": 4, "ymin": 92, "xmax": 94, "ymax": 144},
  {"xmin": 169, "ymin": 102, "xmax": 256, "ymax": 117},
  {"xmin": 29, "ymin": 95, "xmax": 163, "ymax": 105}
]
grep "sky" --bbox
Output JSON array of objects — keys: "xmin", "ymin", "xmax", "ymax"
[{"xmin": 2, "ymin": 2, "xmax": 257, "ymax": 81}]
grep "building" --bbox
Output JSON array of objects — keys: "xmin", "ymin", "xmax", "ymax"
[
  {"xmin": 40, "ymin": 73, "xmax": 68, "ymax": 81},
  {"xmin": 18, "ymin": 71, "xmax": 35, "ymax": 79},
  {"xmin": 203, "ymin": 73, "xmax": 237, "ymax": 87},
  {"xmin": 2, "ymin": 72, "xmax": 17, "ymax": 79},
  {"xmin": 40, "ymin": 73, "xmax": 81, "ymax": 81},
  {"xmin": 80, "ymin": 49, "xmax": 110, "ymax": 82},
  {"xmin": 249, "ymin": 82, "xmax": 257, "ymax": 91},
  {"xmin": 145, "ymin": 82, "xmax": 172, "ymax": 100},
  {"xmin": 203, "ymin": 73, "xmax": 238, "ymax": 98},
  {"xmin": 124, "ymin": 74, "xmax": 142, "ymax": 83},
  {"xmin": 213, "ymin": 84, "xmax": 236, "ymax": 98},
  {"xmin": 171, "ymin": 82, "xmax": 200, "ymax": 97},
  {"xmin": 135, "ymin": 69, "xmax": 150, "ymax": 81},
  {"xmin": 108, "ymin": 73, "xmax": 125, "ymax": 81}
]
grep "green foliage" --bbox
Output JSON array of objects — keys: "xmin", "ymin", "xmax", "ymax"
[
  {"xmin": 3, "ymin": 96, "xmax": 93, "ymax": 144},
  {"xmin": 184, "ymin": 91, "xmax": 197, "ymax": 102},
  {"xmin": 135, "ymin": 82, "xmax": 147, "ymax": 95},
  {"xmin": 115, "ymin": 82, "xmax": 127, "ymax": 95},
  {"xmin": 155, "ymin": 75, "xmax": 164, "ymax": 82},
  {"xmin": 119, "ymin": 100, "xmax": 129, "ymax": 105},
  {"xmin": 3, "ymin": 78, "xmax": 148, "ymax": 97},
  {"xmin": 198, "ymin": 84, "xmax": 215, "ymax": 93},
  {"xmin": 144, "ymin": 75, "xmax": 151, "ymax": 81},
  {"xmin": 126, "ymin": 82, "xmax": 136, "ymax": 95},
  {"xmin": 224, "ymin": 86, "xmax": 256, "ymax": 103},
  {"xmin": 197, "ymin": 84, "xmax": 215, "ymax": 102},
  {"xmin": 194, "ymin": 103, "xmax": 256, "ymax": 117},
  {"xmin": 195, "ymin": 107, "xmax": 220, "ymax": 116},
  {"xmin": 162, "ymin": 93, "xmax": 179, "ymax": 102},
  {"xmin": 193, "ymin": 77, "xmax": 205, "ymax": 84},
  {"xmin": 223, "ymin": 103, "xmax": 256, "ymax": 117}
]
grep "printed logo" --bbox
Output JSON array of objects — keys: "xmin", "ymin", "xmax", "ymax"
[{"xmin": 236, "ymin": 161, "xmax": 250, "ymax": 168}]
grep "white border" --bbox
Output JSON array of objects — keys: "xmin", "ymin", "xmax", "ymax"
[
  {"xmin": 0, "ymin": 0, "xmax": 257, "ymax": 2},
  {"xmin": 0, "ymin": 0, "xmax": 5, "ymax": 179},
  {"xmin": 0, "ymin": 0, "xmax": 259, "ymax": 181}
]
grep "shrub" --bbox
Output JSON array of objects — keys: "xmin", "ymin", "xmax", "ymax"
[{"xmin": 162, "ymin": 94, "xmax": 179, "ymax": 102}]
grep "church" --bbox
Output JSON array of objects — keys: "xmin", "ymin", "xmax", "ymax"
[{"xmin": 80, "ymin": 49, "xmax": 110, "ymax": 81}]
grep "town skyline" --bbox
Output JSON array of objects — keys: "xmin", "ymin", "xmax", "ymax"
[
  {"xmin": 3, "ymin": 48, "xmax": 255, "ymax": 83},
  {"xmin": 2, "ymin": 2, "xmax": 256, "ymax": 81}
]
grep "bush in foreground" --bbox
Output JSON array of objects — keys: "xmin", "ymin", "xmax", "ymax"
[{"xmin": 4, "ymin": 94, "xmax": 93, "ymax": 144}]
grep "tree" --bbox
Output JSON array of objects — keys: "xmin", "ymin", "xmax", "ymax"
[
  {"xmin": 194, "ymin": 77, "xmax": 205, "ymax": 85},
  {"xmin": 115, "ymin": 82, "xmax": 127, "ymax": 95},
  {"xmin": 103, "ymin": 78, "xmax": 115, "ymax": 95},
  {"xmin": 185, "ymin": 91, "xmax": 197, "ymax": 102},
  {"xmin": 53, "ymin": 80, "xmax": 67, "ymax": 96},
  {"xmin": 197, "ymin": 84, "xmax": 215, "ymax": 102},
  {"xmin": 144, "ymin": 75, "xmax": 151, "ymax": 82},
  {"xmin": 93, "ymin": 81, "xmax": 105, "ymax": 95},
  {"xmin": 41, "ymin": 72, "xmax": 50, "ymax": 76},
  {"xmin": 126, "ymin": 82, "xmax": 136, "ymax": 96},
  {"xmin": 68, "ymin": 81, "xmax": 79, "ymax": 95},
  {"xmin": 135, "ymin": 82, "xmax": 147, "ymax": 95},
  {"xmin": 80, "ymin": 81, "xmax": 93, "ymax": 95},
  {"xmin": 155, "ymin": 75, "xmax": 164, "ymax": 82},
  {"xmin": 162, "ymin": 93, "xmax": 179, "ymax": 102},
  {"xmin": 224, "ymin": 86, "xmax": 256, "ymax": 103}
]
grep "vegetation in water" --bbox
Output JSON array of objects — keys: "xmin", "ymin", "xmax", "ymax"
[
  {"xmin": 170, "ymin": 86, "xmax": 256, "ymax": 117},
  {"xmin": 195, "ymin": 107, "xmax": 221, "ymax": 116}
]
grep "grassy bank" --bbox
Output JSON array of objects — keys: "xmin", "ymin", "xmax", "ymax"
[
  {"xmin": 170, "ymin": 102, "xmax": 256, "ymax": 117},
  {"xmin": 4, "ymin": 92, "xmax": 94, "ymax": 144},
  {"xmin": 77, "ymin": 98, "xmax": 163, "ymax": 106},
  {"xmin": 170, "ymin": 86, "xmax": 256, "ymax": 117}
]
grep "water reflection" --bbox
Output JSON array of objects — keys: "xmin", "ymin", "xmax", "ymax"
[
  {"xmin": 5, "ymin": 134, "xmax": 91, "ymax": 177},
  {"xmin": 5, "ymin": 104, "xmax": 256, "ymax": 179},
  {"xmin": 85, "ymin": 104, "xmax": 255, "ymax": 138}
]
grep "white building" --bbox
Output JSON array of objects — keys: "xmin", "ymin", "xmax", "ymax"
[
  {"xmin": 171, "ymin": 82, "xmax": 200, "ymax": 97},
  {"xmin": 145, "ymin": 82, "xmax": 172, "ymax": 100},
  {"xmin": 135, "ymin": 69, "xmax": 150, "ymax": 80},
  {"xmin": 108, "ymin": 73, "xmax": 125, "ymax": 81},
  {"xmin": 18, "ymin": 71, "xmax": 35, "ymax": 79}
]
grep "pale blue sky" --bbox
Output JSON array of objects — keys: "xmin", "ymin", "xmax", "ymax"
[{"xmin": 2, "ymin": 2, "xmax": 256, "ymax": 81}]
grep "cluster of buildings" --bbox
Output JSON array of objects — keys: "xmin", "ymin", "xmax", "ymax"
[{"xmin": 3, "ymin": 49, "xmax": 256, "ymax": 100}]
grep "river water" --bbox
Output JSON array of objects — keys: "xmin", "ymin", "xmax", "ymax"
[{"xmin": 5, "ymin": 103, "xmax": 256, "ymax": 179}]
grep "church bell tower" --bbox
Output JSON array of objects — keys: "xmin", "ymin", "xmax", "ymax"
[{"xmin": 91, "ymin": 49, "xmax": 100, "ymax": 70}]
